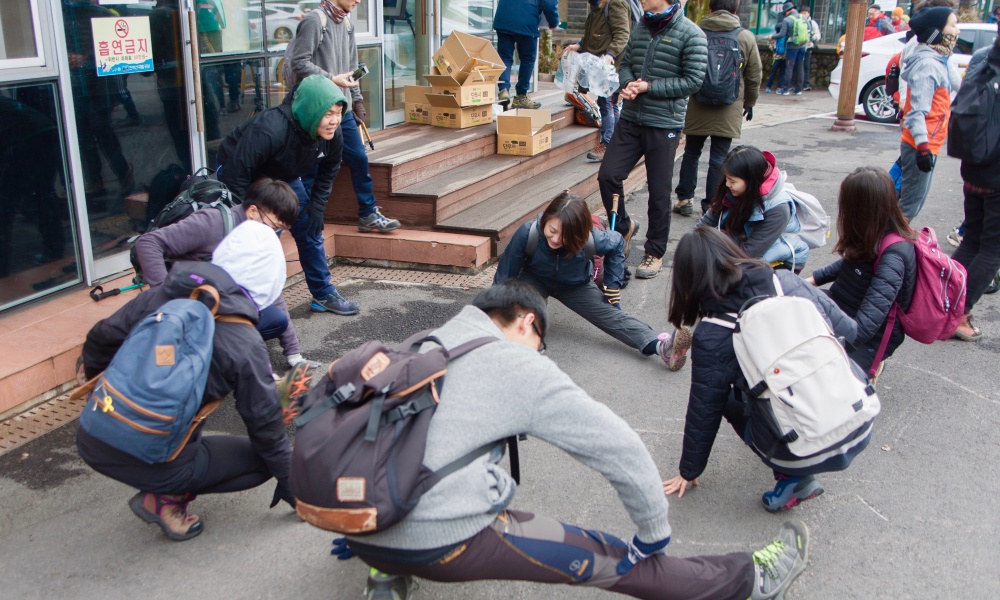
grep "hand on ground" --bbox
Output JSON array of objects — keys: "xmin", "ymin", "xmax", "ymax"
[{"xmin": 662, "ymin": 475, "xmax": 699, "ymax": 498}]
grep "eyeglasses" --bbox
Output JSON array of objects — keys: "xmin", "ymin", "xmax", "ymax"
[
  {"xmin": 259, "ymin": 210, "xmax": 287, "ymax": 234},
  {"xmin": 518, "ymin": 314, "xmax": 546, "ymax": 354}
]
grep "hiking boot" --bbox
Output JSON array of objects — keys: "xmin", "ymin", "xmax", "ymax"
[
  {"xmin": 310, "ymin": 290, "xmax": 360, "ymax": 315},
  {"xmin": 762, "ymin": 474, "xmax": 824, "ymax": 513},
  {"xmin": 672, "ymin": 199, "xmax": 695, "ymax": 217},
  {"xmin": 366, "ymin": 569, "xmax": 416, "ymax": 600},
  {"xmin": 622, "ymin": 219, "xmax": 640, "ymax": 259},
  {"xmin": 511, "ymin": 94, "xmax": 541, "ymax": 109},
  {"xmin": 635, "ymin": 253, "xmax": 663, "ymax": 279},
  {"xmin": 658, "ymin": 326, "xmax": 693, "ymax": 371},
  {"xmin": 276, "ymin": 360, "xmax": 315, "ymax": 425},
  {"xmin": 129, "ymin": 492, "xmax": 203, "ymax": 541},
  {"xmin": 749, "ymin": 520, "xmax": 810, "ymax": 600},
  {"xmin": 946, "ymin": 226, "xmax": 963, "ymax": 248},
  {"xmin": 498, "ymin": 88, "xmax": 510, "ymax": 103},
  {"xmin": 359, "ymin": 208, "xmax": 401, "ymax": 233},
  {"xmin": 586, "ymin": 143, "xmax": 606, "ymax": 161}
]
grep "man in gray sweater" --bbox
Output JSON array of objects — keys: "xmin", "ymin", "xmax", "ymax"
[
  {"xmin": 285, "ymin": 0, "xmax": 400, "ymax": 234},
  {"xmin": 345, "ymin": 281, "xmax": 811, "ymax": 600}
]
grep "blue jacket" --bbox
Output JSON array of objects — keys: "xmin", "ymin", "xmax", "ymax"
[
  {"xmin": 494, "ymin": 216, "xmax": 627, "ymax": 290},
  {"xmin": 493, "ymin": 0, "xmax": 560, "ymax": 38}
]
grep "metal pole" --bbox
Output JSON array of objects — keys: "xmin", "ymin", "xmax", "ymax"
[{"xmin": 832, "ymin": 0, "xmax": 868, "ymax": 132}]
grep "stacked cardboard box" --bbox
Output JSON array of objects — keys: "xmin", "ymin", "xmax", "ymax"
[
  {"xmin": 423, "ymin": 32, "xmax": 504, "ymax": 129},
  {"xmin": 497, "ymin": 109, "xmax": 562, "ymax": 156}
]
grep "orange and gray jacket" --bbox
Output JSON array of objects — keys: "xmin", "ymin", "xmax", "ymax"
[{"xmin": 900, "ymin": 44, "xmax": 952, "ymax": 154}]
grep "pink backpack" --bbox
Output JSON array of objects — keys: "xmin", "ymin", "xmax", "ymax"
[{"xmin": 870, "ymin": 228, "xmax": 967, "ymax": 375}]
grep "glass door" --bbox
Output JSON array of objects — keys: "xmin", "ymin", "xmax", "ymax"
[{"xmin": 59, "ymin": 0, "xmax": 194, "ymax": 278}]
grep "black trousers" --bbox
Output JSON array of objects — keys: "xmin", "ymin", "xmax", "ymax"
[
  {"xmin": 952, "ymin": 182, "xmax": 1000, "ymax": 313},
  {"xmin": 675, "ymin": 134, "xmax": 733, "ymax": 213},
  {"xmin": 598, "ymin": 119, "xmax": 682, "ymax": 259}
]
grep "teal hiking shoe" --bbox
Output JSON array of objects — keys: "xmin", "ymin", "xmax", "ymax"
[
  {"xmin": 749, "ymin": 520, "xmax": 810, "ymax": 600},
  {"xmin": 310, "ymin": 290, "xmax": 360, "ymax": 316},
  {"xmin": 762, "ymin": 474, "xmax": 824, "ymax": 513}
]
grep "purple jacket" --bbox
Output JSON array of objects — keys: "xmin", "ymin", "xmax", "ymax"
[{"xmin": 133, "ymin": 205, "xmax": 300, "ymax": 355}]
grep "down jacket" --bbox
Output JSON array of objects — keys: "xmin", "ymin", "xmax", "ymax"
[
  {"xmin": 79, "ymin": 261, "xmax": 292, "ymax": 483},
  {"xmin": 679, "ymin": 265, "xmax": 858, "ymax": 482},
  {"xmin": 812, "ymin": 239, "xmax": 916, "ymax": 373},
  {"xmin": 619, "ymin": 9, "xmax": 708, "ymax": 130}
]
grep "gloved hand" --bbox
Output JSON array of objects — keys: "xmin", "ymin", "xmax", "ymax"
[
  {"xmin": 616, "ymin": 534, "xmax": 670, "ymax": 575},
  {"xmin": 353, "ymin": 101, "xmax": 367, "ymax": 123},
  {"xmin": 915, "ymin": 143, "xmax": 934, "ymax": 173},
  {"xmin": 305, "ymin": 200, "xmax": 326, "ymax": 237},
  {"xmin": 270, "ymin": 478, "xmax": 296, "ymax": 509},
  {"xmin": 743, "ymin": 106, "xmax": 753, "ymax": 122},
  {"xmin": 603, "ymin": 288, "xmax": 621, "ymax": 309},
  {"xmin": 331, "ymin": 537, "xmax": 354, "ymax": 560}
]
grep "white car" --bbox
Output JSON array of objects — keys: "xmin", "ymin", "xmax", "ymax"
[{"xmin": 828, "ymin": 23, "xmax": 997, "ymax": 124}]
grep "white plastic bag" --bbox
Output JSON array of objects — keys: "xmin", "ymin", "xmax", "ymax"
[
  {"xmin": 555, "ymin": 52, "xmax": 619, "ymax": 98},
  {"xmin": 555, "ymin": 52, "xmax": 582, "ymax": 94}
]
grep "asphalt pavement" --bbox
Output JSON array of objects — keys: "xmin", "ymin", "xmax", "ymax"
[{"xmin": 1, "ymin": 92, "xmax": 998, "ymax": 599}]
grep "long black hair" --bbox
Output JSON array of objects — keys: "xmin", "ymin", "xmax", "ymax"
[
  {"xmin": 668, "ymin": 228, "xmax": 767, "ymax": 328},
  {"xmin": 708, "ymin": 145, "xmax": 770, "ymax": 241}
]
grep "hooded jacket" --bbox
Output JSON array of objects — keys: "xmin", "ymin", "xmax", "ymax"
[
  {"xmin": 900, "ymin": 44, "xmax": 952, "ymax": 153},
  {"xmin": 349, "ymin": 306, "xmax": 672, "ymax": 551},
  {"xmin": 812, "ymin": 238, "xmax": 916, "ymax": 372},
  {"xmin": 680, "ymin": 266, "xmax": 860, "ymax": 481},
  {"xmin": 494, "ymin": 215, "xmax": 627, "ymax": 291},
  {"xmin": 696, "ymin": 152, "xmax": 809, "ymax": 267},
  {"xmin": 579, "ymin": 0, "xmax": 632, "ymax": 67},
  {"xmin": 683, "ymin": 10, "xmax": 762, "ymax": 139},
  {"xmin": 79, "ymin": 261, "xmax": 292, "ymax": 483},
  {"xmin": 618, "ymin": 9, "xmax": 708, "ymax": 130},
  {"xmin": 217, "ymin": 80, "xmax": 346, "ymax": 209}
]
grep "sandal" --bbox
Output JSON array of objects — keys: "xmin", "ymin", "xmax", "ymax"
[{"xmin": 953, "ymin": 314, "xmax": 983, "ymax": 342}]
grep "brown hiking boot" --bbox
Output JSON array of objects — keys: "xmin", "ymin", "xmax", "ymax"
[
  {"xmin": 129, "ymin": 491, "xmax": 204, "ymax": 541},
  {"xmin": 635, "ymin": 253, "xmax": 663, "ymax": 279},
  {"xmin": 622, "ymin": 219, "xmax": 640, "ymax": 259},
  {"xmin": 586, "ymin": 143, "xmax": 606, "ymax": 161},
  {"xmin": 511, "ymin": 94, "xmax": 541, "ymax": 109}
]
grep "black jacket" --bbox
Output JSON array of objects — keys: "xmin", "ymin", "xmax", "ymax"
[
  {"xmin": 680, "ymin": 266, "xmax": 857, "ymax": 481},
  {"xmin": 217, "ymin": 89, "xmax": 343, "ymax": 209},
  {"xmin": 812, "ymin": 240, "xmax": 916, "ymax": 372},
  {"xmin": 80, "ymin": 262, "xmax": 292, "ymax": 481}
]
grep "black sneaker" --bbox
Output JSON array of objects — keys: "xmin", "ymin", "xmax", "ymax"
[
  {"xmin": 750, "ymin": 520, "xmax": 810, "ymax": 600},
  {"xmin": 310, "ymin": 290, "xmax": 360, "ymax": 315},
  {"xmin": 366, "ymin": 569, "xmax": 416, "ymax": 600}
]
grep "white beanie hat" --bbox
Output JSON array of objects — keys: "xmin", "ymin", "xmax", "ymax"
[{"xmin": 211, "ymin": 220, "xmax": 286, "ymax": 309}]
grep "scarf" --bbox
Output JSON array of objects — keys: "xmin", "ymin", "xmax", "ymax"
[
  {"xmin": 642, "ymin": 3, "xmax": 681, "ymax": 33},
  {"xmin": 930, "ymin": 32, "xmax": 957, "ymax": 57},
  {"xmin": 321, "ymin": 0, "xmax": 348, "ymax": 24}
]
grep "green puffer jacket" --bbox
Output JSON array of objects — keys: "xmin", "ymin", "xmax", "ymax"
[
  {"xmin": 683, "ymin": 11, "xmax": 762, "ymax": 139},
  {"xmin": 618, "ymin": 13, "xmax": 708, "ymax": 130}
]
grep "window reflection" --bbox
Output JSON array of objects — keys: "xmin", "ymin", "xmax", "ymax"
[
  {"xmin": 0, "ymin": 0, "xmax": 40, "ymax": 62},
  {"xmin": 202, "ymin": 57, "xmax": 268, "ymax": 165},
  {"xmin": 0, "ymin": 83, "xmax": 81, "ymax": 310},
  {"xmin": 197, "ymin": 0, "xmax": 262, "ymax": 57}
]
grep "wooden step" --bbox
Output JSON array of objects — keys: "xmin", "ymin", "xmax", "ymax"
[
  {"xmin": 394, "ymin": 126, "xmax": 599, "ymax": 224},
  {"xmin": 328, "ymin": 226, "xmax": 491, "ymax": 273}
]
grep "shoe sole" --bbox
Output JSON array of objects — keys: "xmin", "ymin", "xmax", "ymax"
[
  {"xmin": 129, "ymin": 493, "xmax": 203, "ymax": 541},
  {"xmin": 622, "ymin": 221, "xmax": 639, "ymax": 259},
  {"xmin": 666, "ymin": 327, "xmax": 693, "ymax": 371},
  {"xmin": 310, "ymin": 302, "xmax": 360, "ymax": 316},
  {"xmin": 358, "ymin": 223, "xmax": 402, "ymax": 233},
  {"xmin": 762, "ymin": 487, "xmax": 824, "ymax": 513},
  {"xmin": 635, "ymin": 267, "xmax": 659, "ymax": 279},
  {"xmin": 278, "ymin": 362, "xmax": 314, "ymax": 424}
]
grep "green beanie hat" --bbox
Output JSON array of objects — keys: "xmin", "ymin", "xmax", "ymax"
[{"xmin": 292, "ymin": 75, "xmax": 348, "ymax": 139}]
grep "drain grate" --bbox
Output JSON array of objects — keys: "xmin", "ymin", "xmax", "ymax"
[{"xmin": 0, "ymin": 393, "xmax": 84, "ymax": 456}]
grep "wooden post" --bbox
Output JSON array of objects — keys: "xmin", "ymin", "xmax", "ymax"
[{"xmin": 831, "ymin": 0, "xmax": 869, "ymax": 132}]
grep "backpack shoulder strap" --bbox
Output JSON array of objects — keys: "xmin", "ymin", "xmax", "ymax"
[
  {"xmin": 701, "ymin": 312, "xmax": 738, "ymax": 329},
  {"xmin": 584, "ymin": 232, "xmax": 596, "ymax": 261},
  {"xmin": 525, "ymin": 220, "xmax": 539, "ymax": 257},
  {"xmin": 215, "ymin": 202, "xmax": 235, "ymax": 236},
  {"xmin": 216, "ymin": 314, "xmax": 254, "ymax": 326},
  {"xmin": 874, "ymin": 232, "xmax": 908, "ymax": 269},
  {"xmin": 317, "ymin": 9, "xmax": 328, "ymax": 42}
]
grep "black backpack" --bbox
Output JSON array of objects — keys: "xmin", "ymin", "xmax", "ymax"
[
  {"xmin": 694, "ymin": 27, "xmax": 744, "ymax": 106},
  {"xmin": 947, "ymin": 60, "xmax": 1000, "ymax": 166},
  {"xmin": 289, "ymin": 332, "xmax": 518, "ymax": 535},
  {"xmin": 129, "ymin": 168, "xmax": 240, "ymax": 285}
]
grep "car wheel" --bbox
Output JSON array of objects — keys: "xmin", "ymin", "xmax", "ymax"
[
  {"xmin": 861, "ymin": 81, "xmax": 898, "ymax": 124},
  {"xmin": 274, "ymin": 27, "xmax": 293, "ymax": 43}
]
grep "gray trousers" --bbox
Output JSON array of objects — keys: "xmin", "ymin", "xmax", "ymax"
[
  {"xmin": 898, "ymin": 142, "xmax": 936, "ymax": 221},
  {"xmin": 518, "ymin": 273, "xmax": 659, "ymax": 352}
]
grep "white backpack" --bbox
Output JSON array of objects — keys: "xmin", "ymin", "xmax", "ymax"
[
  {"xmin": 702, "ymin": 275, "xmax": 880, "ymax": 458},
  {"xmin": 784, "ymin": 182, "xmax": 830, "ymax": 249}
]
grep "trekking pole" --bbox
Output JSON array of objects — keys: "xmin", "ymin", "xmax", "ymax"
[
  {"xmin": 90, "ymin": 282, "xmax": 144, "ymax": 302},
  {"xmin": 358, "ymin": 120, "xmax": 375, "ymax": 151},
  {"xmin": 610, "ymin": 193, "xmax": 620, "ymax": 232}
]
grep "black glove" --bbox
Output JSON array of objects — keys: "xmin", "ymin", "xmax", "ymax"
[
  {"xmin": 305, "ymin": 200, "xmax": 326, "ymax": 237},
  {"xmin": 603, "ymin": 288, "xmax": 622, "ymax": 309},
  {"xmin": 270, "ymin": 478, "xmax": 296, "ymax": 509},
  {"xmin": 743, "ymin": 106, "xmax": 753, "ymax": 122},
  {"xmin": 331, "ymin": 537, "xmax": 355, "ymax": 560},
  {"xmin": 915, "ymin": 143, "xmax": 934, "ymax": 173},
  {"xmin": 353, "ymin": 100, "xmax": 367, "ymax": 123}
]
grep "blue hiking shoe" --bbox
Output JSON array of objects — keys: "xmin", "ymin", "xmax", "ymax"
[
  {"xmin": 310, "ymin": 290, "xmax": 360, "ymax": 316},
  {"xmin": 762, "ymin": 474, "xmax": 824, "ymax": 513}
]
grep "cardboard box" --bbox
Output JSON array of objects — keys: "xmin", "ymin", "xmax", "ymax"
[
  {"xmin": 432, "ymin": 31, "xmax": 505, "ymax": 81},
  {"xmin": 424, "ymin": 74, "xmax": 500, "ymax": 107},
  {"xmin": 426, "ymin": 94, "xmax": 494, "ymax": 129},
  {"xmin": 404, "ymin": 85, "xmax": 432, "ymax": 124},
  {"xmin": 496, "ymin": 109, "xmax": 562, "ymax": 156}
]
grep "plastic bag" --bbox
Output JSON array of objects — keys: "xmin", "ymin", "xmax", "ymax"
[
  {"xmin": 555, "ymin": 52, "xmax": 582, "ymax": 94},
  {"xmin": 555, "ymin": 52, "xmax": 619, "ymax": 98}
]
